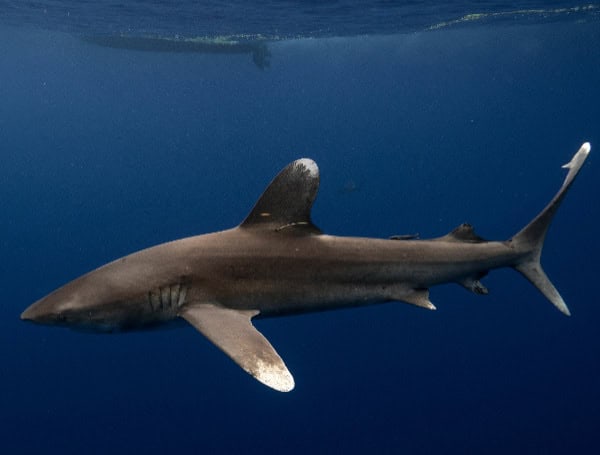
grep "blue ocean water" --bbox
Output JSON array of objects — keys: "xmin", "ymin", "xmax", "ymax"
[{"xmin": 1, "ymin": 2, "xmax": 599, "ymax": 454}]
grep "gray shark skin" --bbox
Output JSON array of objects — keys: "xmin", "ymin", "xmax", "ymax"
[{"xmin": 22, "ymin": 143, "xmax": 591, "ymax": 392}]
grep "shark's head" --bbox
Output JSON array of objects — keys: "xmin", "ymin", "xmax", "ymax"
[
  {"xmin": 21, "ymin": 253, "xmax": 184, "ymax": 332},
  {"xmin": 20, "ymin": 293, "xmax": 69, "ymax": 326},
  {"xmin": 20, "ymin": 267, "xmax": 153, "ymax": 332},
  {"xmin": 21, "ymin": 280, "xmax": 114, "ymax": 332}
]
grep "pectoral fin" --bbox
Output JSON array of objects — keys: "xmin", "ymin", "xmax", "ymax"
[{"xmin": 179, "ymin": 304, "xmax": 295, "ymax": 392}]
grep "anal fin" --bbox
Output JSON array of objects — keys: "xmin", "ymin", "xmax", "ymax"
[
  {"xmin": 460, "ymin": 277, "xmax": 489, "ymax": 295},
  {"xmin": 179, "ymin": 303, "xmax": 295, "ymax": 392}
]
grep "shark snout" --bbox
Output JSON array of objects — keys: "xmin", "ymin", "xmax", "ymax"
[
  {"xmin": 21, "ymin": 301, "xmax": 51, "ymax": 324},
  {"xmin": 21, "ymin": 297, "xmax": 68, "ymax": 325},
  {"xmin": 20, "ymin": 305, "xmax": 34, "ymax": 321}
]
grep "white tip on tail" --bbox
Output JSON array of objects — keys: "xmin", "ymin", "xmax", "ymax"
[
  {"xmin": 562, "ymin": 142, "xmax": 591, "ymax": 169},
  {"xmin": 559, "ymin": 142, "xmax": 591, "ymax": 191},
  {"xmin": 296, "ymin": 158, "xmax": 319, "ymax": 178}
]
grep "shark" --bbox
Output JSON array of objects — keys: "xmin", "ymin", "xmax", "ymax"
[{"xmin": 21, "ymin": 142, "xmax": 591, "ymax": 392}]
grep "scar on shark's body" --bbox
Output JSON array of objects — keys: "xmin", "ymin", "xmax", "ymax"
[{"xmin": 22, "ymin": 142, "xmax": 591, "ymax": 392}]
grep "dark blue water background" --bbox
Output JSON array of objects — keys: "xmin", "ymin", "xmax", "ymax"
[{"xmin": 1, "ymin": 2, "xmax": 599, "ymax": 454}]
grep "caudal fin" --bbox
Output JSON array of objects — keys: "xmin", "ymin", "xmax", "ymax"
[{"xmin": 510, "ymin": 142, "xmax": 591, "ymax": 315}]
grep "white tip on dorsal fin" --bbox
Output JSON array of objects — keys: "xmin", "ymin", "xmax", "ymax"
[
  {"xmin": 296, "ymin": 158, "xmax": 319, "ymax": 178},
  {"xmin": 240, "ymin": 158, "xmax": 322, "ymax": 235}
]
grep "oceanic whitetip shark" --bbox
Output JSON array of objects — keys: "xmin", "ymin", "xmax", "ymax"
[{"xmin": 22, "ymin": 142, "xmax": 591, "ymax": 392}]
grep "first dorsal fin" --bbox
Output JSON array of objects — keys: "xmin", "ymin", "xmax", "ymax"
[
  {"xmin": 438, "ymin": 223, "xmax": 486, "ymax": 243},
  {"xmin": 240, "ymin": 158, "xmax": 322, "ymax": 234}
]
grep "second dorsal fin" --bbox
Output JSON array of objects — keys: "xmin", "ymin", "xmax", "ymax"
[
  {"xmin": 438, "ymin": 223, "xmax": 486, "ymax": 243},
  {"xmin": 240, "ymin": 158, "xmax": 322, "ymax": 235}
]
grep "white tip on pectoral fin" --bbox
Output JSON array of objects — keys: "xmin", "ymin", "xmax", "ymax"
[
  {"xmin": 252, "ymin": 357, "xmax": 295, "ymax": 392},
  {"xmin": 179, "ymin": 303, "xmax": 295, "ymax": 392}
]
